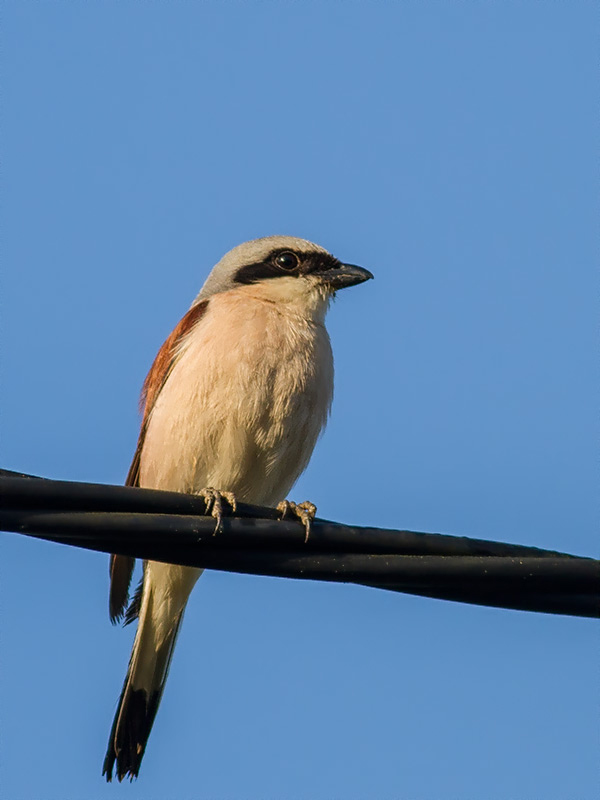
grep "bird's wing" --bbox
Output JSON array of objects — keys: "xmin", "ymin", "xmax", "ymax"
[{"xmin": 108, "ymin": 300, "xmax": 209, "ymax": 623}]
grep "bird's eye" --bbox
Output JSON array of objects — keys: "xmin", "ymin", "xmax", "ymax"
[{"xmin": 274, "ymin": 251, "xmax": 299, "ymax": 270}]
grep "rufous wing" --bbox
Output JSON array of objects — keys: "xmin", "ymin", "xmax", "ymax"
[{"xmin": 108, "ymin": 300, "xmax": 208, "ymax": 623}]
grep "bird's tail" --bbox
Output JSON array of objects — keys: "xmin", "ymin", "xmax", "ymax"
[{"xmin": 103, "ymin": 564, "xmax": 198, "ymax": 782}]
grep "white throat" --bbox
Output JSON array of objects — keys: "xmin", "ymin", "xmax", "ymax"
[{"xmin": 232, "ymin": 276, "xmax": 332, "ymax": 325}]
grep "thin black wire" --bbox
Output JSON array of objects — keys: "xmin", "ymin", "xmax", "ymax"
[{"xmin": 1, "ymin": 469, "xmax": 598, "ymax": 618}]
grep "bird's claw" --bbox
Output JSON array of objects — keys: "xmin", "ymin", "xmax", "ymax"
[
  {"xmin": 196, "ymin": 487, "xmax": 237, "ymax": 534},
  {"xmin": 277, "ymin": 499, "xmax": 317, "ymax": 543}
]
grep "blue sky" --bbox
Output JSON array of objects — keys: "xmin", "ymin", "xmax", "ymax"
[{"xmin": 1, "ymin": 2, "xmax": 597, "ymax": 798}]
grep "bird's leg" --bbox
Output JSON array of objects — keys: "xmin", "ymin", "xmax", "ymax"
[
  {"xmin": 277, "ymin": 499, "xmax": 317, "ymax": 543},
  {"xmin": 195, "ymin": 487, "xmax": 237, "ymax": 534}
]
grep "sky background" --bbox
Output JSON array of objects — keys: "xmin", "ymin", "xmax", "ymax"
[{"xmin": 1, "ymin": 2, "xmax": 598, "ymax": 799}]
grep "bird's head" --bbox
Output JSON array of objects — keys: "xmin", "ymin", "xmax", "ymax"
[{"xmin": 195, "ymin": 236, "xmax": 373, "ymax": 320}]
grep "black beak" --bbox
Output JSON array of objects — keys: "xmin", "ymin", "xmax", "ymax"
[{"xmin": 318, "ymin": 263, "xmax": 374, "ymax": 290}]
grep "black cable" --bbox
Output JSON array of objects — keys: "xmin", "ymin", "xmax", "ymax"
[{"xmin": 1, "ymin": 469, "xmax": 598, "ymax": 618}]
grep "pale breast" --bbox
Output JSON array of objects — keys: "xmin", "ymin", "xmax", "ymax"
[{"xmin": 139, "ymin": 289, "xmax": 334, "ymax": 505}]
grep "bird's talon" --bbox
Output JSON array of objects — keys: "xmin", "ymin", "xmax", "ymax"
[
  {"xmin": 276, "ymin": 499, "xmax": 295, "ymax": 520},
  {"xmin": 196, "ymin": 487, "xmax": 237, "ymax": 534},
  {"xmin": 277, "ymin": 499, "xmax": 317, "ymax": 543}
]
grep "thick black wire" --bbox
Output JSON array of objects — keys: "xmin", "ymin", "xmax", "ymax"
[{"xmin": 1, "ymin": 469, "xmax": 598, "ymax": 618}]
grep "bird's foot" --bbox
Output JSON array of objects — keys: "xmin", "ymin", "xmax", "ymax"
[
  {"xmin": 195, "ymin": 487, "xmax": 237, "ymax": 534},
  {"xmin": 277, "ymin": 500, "xmax": 317, "ymax": 543}
]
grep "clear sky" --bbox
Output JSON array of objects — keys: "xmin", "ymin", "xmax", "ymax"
[{"xmin": 1, "ymin": 2, "xmax": 597, "ymax": 799}]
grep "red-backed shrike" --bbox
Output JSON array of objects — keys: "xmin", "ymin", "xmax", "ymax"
[{"xmin": 103, "ymin": 236, "xmax": 372, "ymax": 781}]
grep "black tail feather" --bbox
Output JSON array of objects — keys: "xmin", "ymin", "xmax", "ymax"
[
  {"xmin": 103, "ymin": 611, "xmax": 184, "ymax": 782},
  {"xmin": 103, "ymin": 687, "xmax": 162, "ymax": 781}
]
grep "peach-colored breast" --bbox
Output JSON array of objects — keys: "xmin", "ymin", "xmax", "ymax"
[{"xmin": 139, "ymin": 286, "xmax": 334, "ymax": 506}]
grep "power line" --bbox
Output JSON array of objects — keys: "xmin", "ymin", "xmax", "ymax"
[{"xmin": 1, "ymin": 469, "xmax": 598, "ymax": 618}]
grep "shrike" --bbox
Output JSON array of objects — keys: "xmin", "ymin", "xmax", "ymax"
[{"xmin": 103, "ymin": 236, "xmax": 372, "ymax": 781}]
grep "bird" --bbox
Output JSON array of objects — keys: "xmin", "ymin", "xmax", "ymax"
[{"xmin": 102, "ymin": 235, "xmax": 373, "ymax": 781}]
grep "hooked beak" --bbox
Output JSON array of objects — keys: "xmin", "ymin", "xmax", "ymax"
[{"xmin": 318, "ymin": 263, "xmax": 374, "ymax": 290}]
